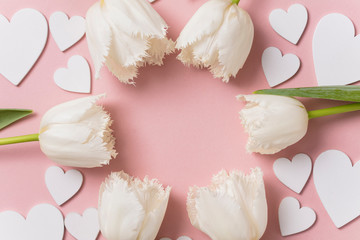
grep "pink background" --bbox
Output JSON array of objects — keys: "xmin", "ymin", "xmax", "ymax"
[{"xmin": 1, "ymin": 0, "xmax": 360, "ymax": 239}]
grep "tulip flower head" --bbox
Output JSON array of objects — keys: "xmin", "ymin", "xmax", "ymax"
[
  {"xmin": 38, "ymin": 94, "xmax": 117, "ymax": 168},
  {"xmin": 238, "ymin": 94, "xmax": 309, "ymax": 154},
  {"xmin": 187, "ymin": 168, "xmax": 268, "ymax": 240},
  {"xmin": 86, "ymin": 0, "xmax": 175, "ymax": 84},
  {"xmin": 98, "ymin": 171, "xmax": 171, "ymax": 240},
  {"xmin": 176, "ymin": 0, "xmax": 254, "ymax": 82}
]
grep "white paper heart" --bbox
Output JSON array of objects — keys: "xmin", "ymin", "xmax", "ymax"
[
  {"xmin": 45, "ymin": 166, "xmax": 83, "ymax": 206},
  {"xmin": 273, "ymin": 153, "xmax": 312, "ymax": 194},
  {"xmin": 269, "ymin": 4, "xmax": 308, "ymax": 45},
  {"xmin": 313, "ymin": 13, "xmax": 360, "ymax": 86},
  {"xmin": 177, "ymin": 237, "xmax": 192, "ymax": 240},
  {"xmin": 279, "ymin": 197, "xmax": 316, "ymax": 236},
  {"xmin": 0, "ymin": 204, "xmax": 64, "ymax": 240},
  {"xmin": 65, "ymin": 208, "xmax": 99, "ymax": 240},
  {"xmin": 0, "ymin": 8, "xmax": 48, "ymax": 86},
  {"xmin": 49, "ymin": 11, "xmax": 85, "ymax": 51},
  {"xmin": 54, "ymin": 55, "xmax": 91, "ymax": 93},
  {"xmin": 159, "ymin": 237, "xmax": 192, "ymax": 240},
  {"xmin": 262, "ymin": 47, "xmax": 300, "ymax": 87},
  {"xmin": 314, "ymin": 149, "xmax": 360, "ymax": 228}
]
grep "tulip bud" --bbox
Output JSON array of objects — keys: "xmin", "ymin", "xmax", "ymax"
[
  {"xmin": 38, "ymin": 94, "xmax": 117, "ymax": 168},
  {"xmin": 176, "ymin": 0, "xmax": 254, "ymax": 82},
  {"xmin": 237, "ymin": 94, "xmax": 309, "ymax": 154},
  {"xmin": 86, "ymin": 0, "xmax": 174, "ymax": 84},
  {"xmin": 98, "ymin": 171, "xmax": 171, "ymax": 240},
  {"xmin": 187, "ymin": 168, "xmax": 268, "ymax": 240}
]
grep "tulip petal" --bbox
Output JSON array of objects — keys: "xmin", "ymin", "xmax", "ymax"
[
  {"xmin": 39, "ymin": 94, "xmax": 116, "ymax": 168},
  {"xmin": 99, "ymin": 171, "xmax": 170, "ymax": 240},
  {"xmin": 211, "ymin": 6, "xmax": 254, "ymax": 81},
  {"xmin": 134, "ymin": 177, "xmax": 171, "ymax": 240},
  {"xmin": 187, "ymin": 168, "xmax": 267, "ymax": 240},
  {"xmin": 104, "ymin": 0, "xmax": 168, "ymax": 38},
  {"xmin": 39, "ymin": 122, "xmax": 114, "ymax": 167},
  {"xmin": 238, "ymin": 94, "xmax": 308, "ymax": 154},
  {"xmin": 86, "ymin": 0, "xmax": 173, "ymax": 83},
  {"xmin": 176, "ymin": 0, "xmax": 254, "ymax": 82},
  {"xmin": 99, "ymin": 172, "xmax": 146, "ymax": 239},
  {"xmin": 86, "ymin": 3, "xmax": 112, "ymax": 79},
  {"xmin": 40, "ymin": 95, "xmax": 104, "ymax": 128},
  {"xmin": 144, "ymin": 37, "xmax": 175, "ymax": 66},
  {"xmin": 176, "ymin": 0, "xmax": 228, "ymax": 49}
]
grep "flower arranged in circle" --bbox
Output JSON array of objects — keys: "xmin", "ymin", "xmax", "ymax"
[
  {"xmin": 86, "ymin": 0, "xmax": 175, "ymax": 84},
  {"xmin": 176, "ymin": 0, "xmax": 254, "ymax": 82}
]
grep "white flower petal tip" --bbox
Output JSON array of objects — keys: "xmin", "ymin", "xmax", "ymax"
[
  {"xmin": 176, "ymin": 0, "xmax": 254, "ymax": 82},
  {"xmin": 187, "ymin": 168, "xmax": 268, "ymax": 240},
  {"xmin": 85, "ymin": 0, "xmax": 175, "ymax": 84},
  {"xmin": 237, "ymin": 94, "xmax": 309, "ymax": 154},
  {"xmin": 99, "ymin": 171, "xmax": 171, "ymax": 240},
  {"xmin": 39, "ymin": 94, "xmax": 117, "ymax": 168}
]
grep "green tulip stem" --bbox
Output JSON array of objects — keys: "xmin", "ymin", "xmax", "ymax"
[
  {"xmin": 308, "ymin": 103, "xmax": 360, "ymax": 119},
  {"xmin": 232, "ymin": 0, "xmax": 240, "ymax": 4},
  {"xmin": 0, "ymin": 133, "xmax": 39, "ymax": 145}
]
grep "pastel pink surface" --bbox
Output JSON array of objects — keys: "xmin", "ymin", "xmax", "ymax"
[{"xmin": 1, "ymin": 0, "xmax": 360, "ymax": 239}]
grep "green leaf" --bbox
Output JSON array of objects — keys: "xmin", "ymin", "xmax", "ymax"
[
  {"xmin": 0, "ymin": 109, "xmax": 33, "ymax": 130},
  {"xmin": 254, "ymin": 86, "xmax": 360, "ymax": 102}
]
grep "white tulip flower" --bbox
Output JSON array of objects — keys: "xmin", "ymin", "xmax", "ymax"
[
  {"xmin": 176, "ymin": 0, "xmax": 254, "ymax": 82},
  {"xmin": 187, "ymin": 168, "xmax": 267, "ymax": 240},
  {"xmin": 98, "ymin": 171, "xmax": 171, "ymax": 240},
  {"xmin": 237, "ymin": 94, "xmax": 309, "ymax": 154},
  {"xmin": 39, "ymin": 94, "xmax": 117, "ymax": 168},
  {"xmin": 86, "ymin": 0, "xmax": 175, "ymax": 84}
]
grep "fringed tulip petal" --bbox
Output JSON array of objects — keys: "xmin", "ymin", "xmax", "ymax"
[
  {"xmin": 86, "ymin": 0, "xmax": 174, "ymax": 84},
  {"xmin": 39, "ymin": 95, "xmax": 117, "ymax": 168},
  {"xmin": 187, "ymin": 168, "xmax": 268, "ymax": 240},
  {"xmin": 238, "ymin": 94, "xmax": 309, "ymax": 154},
  {"xmin": 98, "ymin": 171, "xmax": 171, "ymax": 240},
  {"xmin": 176, "ymin": 0, "xmax": 254, "ymax": 82}
]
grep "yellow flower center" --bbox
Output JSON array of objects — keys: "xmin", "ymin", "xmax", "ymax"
[{"xmin": 100, "ymin": 0, "xmax": 105, "ymax": 7}]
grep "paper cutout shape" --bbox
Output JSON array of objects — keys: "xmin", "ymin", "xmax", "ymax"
[
  {"xmin": 273, "ymin": 153, "xmax": 312, "ymax": 194},
  {"xmin": 65, "ymin": 208, "xmax": 99, "ymax": 240},
  {"xmin": 269, "ymin": 4, "xmax": 308, "ymax": 45},
  {"xmin": 49, "ymin": 12, "xmax": 85, "ymax": 51},
  {"xmin": 54, "ymin": 55, "xmax": 91, "ymax": 93},
  {"xmin": 313, "ymin": 13, "xmax": 360, "ymax": 86},
  {"xmin": 0, "ymin": 8, "xmax": 48, "ymax": 86},
  {"xmin": 177, "ymin": 237, "xmax": 192, "ymax": 240},
  {"xmin": 0, "ymin": 204, "xmax": 64, "ymax": 240},
  {"xmin": 262, "ymin": 47, "xmax": 300, "ymax": 87},
  {"xmin": 45, "ymin": 166, "xmax": 83, "ymax": 206},
  {"xmin": 160, "ymin": 237, "xmax": 192, "ymax": 240},
  {"xmin": 314, "ymin": 149, "xmax": 360, "ymax": 228},
  {"xmin": 279, "ymin": 197, "xmax": 316, "ymax": 236}
]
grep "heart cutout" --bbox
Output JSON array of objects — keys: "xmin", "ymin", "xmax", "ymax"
[
  {"xmin": 65, "ymin": 208, "xmax": 99, "ymax": 240},
  {"xmin": 54, "ymin": 55, "xmax": 91, "ymax": 93},
  {"xmin": 45, "ymin": 166, "xmax": 83, "ymax": 206},
  {"xmin": 160, "ymin": 237, "xmax": 192, "ymax": 240},
  {"xmin": 0, "ymin": 204, "xmax": 64, "ymax": 240},
  {"xmin": 49, "ymin": 11, "xmax": 85, "ymax": 51},
  {"xmin": 269, "ymin": 4, "xmax": 308, "ymax": 45},
  {"xmin": 314, "ymin": 149, "xmax": 360, "ymax": 228},
  {"xmin": 313, "ymin": 13, "xmax": 360, "ymax": 86},
  {"xmin": 273, "ymin": 153, "xmax": 312, "ymax": 193},
  {"xmin": 0, "ymin": 8, "xmax": 48, "ymax": 86},
  {"xmin": 279, "ymin": 197, "xmax": 316, "ymax": 236},
  {"xmin": 262, "ymin": 47, "xmax": 300, "ymax": 87}
]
